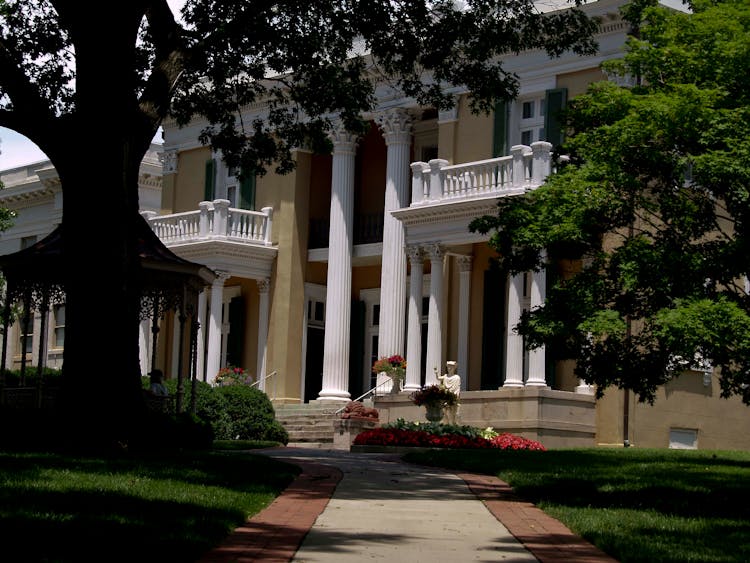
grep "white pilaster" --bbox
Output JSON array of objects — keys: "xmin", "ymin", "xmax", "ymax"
[
  {"xmin": 139, "ymin": 318, "xmax": 150, "ymax": 376},
  {"xmin": 319, "ymin": 123, "xmax": 358, "ymax": 401},
  {"xmin": 424, "ymin": 243, "xmax": 445, "ymax": 385},
  {"xmin": 504, "ymin": 272, "xmax": 525, "ymax": 387},
  {"xmin": 170, "ymin": 314, "xmax": 180, "ymax": 378},
  {"xmin": 526, "ymin": 264, "xmax": 548, "ymax": 387},
  {"xmin": 405, "ymin": 245, "xmax": 424, "ymax": 391},
  {"xmin": 256, "ymin": 278, "xmax": 270, "ymax": 391},
  {"xmin": 195, "ymin": 290, "xmax": 207, "ymax": 381},
  {"xmin": 205, "ymin": 271, "xmax": 230, "ymax": 384},
  {"xmin": 456, "ymin": 255, "xmax": 472, "ymax": 391},
  {"xmin": 375, "ymin": 108, "xmax": 412, "ymax": 360}
]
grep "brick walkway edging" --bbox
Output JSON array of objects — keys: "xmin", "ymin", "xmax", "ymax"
[
  {"xmin": 197, "ymin": 461, "xmax": 343, "ymax": 563},
  {"xmin": 457, "ymin": 472, "xmax": 619, "ymax": 563}
]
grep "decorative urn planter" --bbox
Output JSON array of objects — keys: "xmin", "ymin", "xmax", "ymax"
[{"xmin": 424, "ymin": 404, "xmax": 443, "ymax": 423}]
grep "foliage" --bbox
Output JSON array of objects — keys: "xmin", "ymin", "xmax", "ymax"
[
  {"xmin": 470, "ymin": 0, "xmax": 750, "ymax": 404},
  {"xmin": 214, "ymin": 365, "xmax": 253, "ymax": 387},
  {"xmin": 0, "ymin": 448, "xmax": 300, "ymax": 561},
  {"xmin": 215, "ymin": 385, "xmax": 289, "ymax": 444},
  {"xmin": 405, "ymin": 447, "xmax": 750, "ymax": 563},
  {"xmin": 140, "ymin": 377, "xmax": 287, "ymax": 443},
  {"xmin": 1, "ymin": 366, "xmax": 62, "ymax": 387},
  {"xmin": 409, "ymin": 384, "xmax": 459, "ymax": 407},
  {"xmin": 354, "ymin": 424, "xmax": 546, "ymax": 450}
]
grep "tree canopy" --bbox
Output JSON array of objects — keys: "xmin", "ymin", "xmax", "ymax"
[
  {"xmin": 0, "ymin": 0, "xmax": 598, "ymax": 446},
  {"xmin": 470, "ymin": 0, "xmax": 750, "ymax": 404}
]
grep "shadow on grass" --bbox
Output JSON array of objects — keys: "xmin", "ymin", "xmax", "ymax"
[{"xmin": 0, "ymin": 449, "xmax": 300, "ymax": 562}]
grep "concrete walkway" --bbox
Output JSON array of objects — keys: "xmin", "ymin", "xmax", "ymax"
[{"xmin": 198, "ymin": 447, "xmax": 619, "ymax": 563}]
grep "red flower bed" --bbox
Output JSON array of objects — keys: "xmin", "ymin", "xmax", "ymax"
[{"xmin": 353, "ymin": 428, "xmax": 546, "ymax": 451}]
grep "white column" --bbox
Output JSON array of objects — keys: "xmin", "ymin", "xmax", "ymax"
[
  {"xmin": 375, "ymin": 108, "xmax": 412, "ymax": 360},
  {"xmin": 195, "ymin": 289, "xmax": 207, "ymax": 381},
  {"xmin": 405, "ymin": 245, "xmax": 424, "ymax": 391},
  {"xmin": 424, "ymin": 243, "xmax": 445, "ymax": 385},
  {"xmin": 319, "ymin": 122, "xmax": 358, "ymax": 401},
  {"xmin": 256, "ymin": 278, "xmax": 270, "ymax": 391},
  {"xmin": 170, "ymin": 314, "xmax": 180, "ymax": 378},
  {"xmin": 139, "ymin": 318, "xmax": 150, "ymax": 375},
  {"xmin": 527, "ymin": 262, "xmax": 549, "ymax": 387},
  {"xmin": 456, "ymin": 255, "xmax": 472, "ymax": 391},
  {"xmin": 205, "ymin": 271, "xmax": 230, "ymax": 385},
  {"xmin": 504, "ymin": 272, "xmax": 525, "ymax": 387}
]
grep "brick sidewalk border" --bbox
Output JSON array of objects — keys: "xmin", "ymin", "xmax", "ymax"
[
  {"xmin": 197, "ymin": 461, "xmax": 343, "ymax": 563},
  {"xmin": 458, "ymin": 472, "xmax": 619, "ymax": 563}
]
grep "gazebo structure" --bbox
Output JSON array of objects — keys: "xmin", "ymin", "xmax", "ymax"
[{"xmin": 0, "ymin": 214, "xmax": 216, "ymax": 413}]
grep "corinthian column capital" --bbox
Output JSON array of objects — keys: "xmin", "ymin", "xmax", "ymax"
[
  {"xmin": 375, "ymin": 108, "xmax": 413, "ymax": 145},
  {"xmin": 328, "ymin": 120, "xmax": 360, "ymax": 153}
]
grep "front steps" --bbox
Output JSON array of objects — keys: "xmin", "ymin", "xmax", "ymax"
[{"xmin": 274, "ymin": 402, "xmax": 342, "ymax": 448}]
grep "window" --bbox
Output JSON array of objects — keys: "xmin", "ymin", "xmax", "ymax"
[
  {"xmin": 19, "ymin": 310, "xmax": 32, "ymax": 355},
  {"xmin": 669, "ymin": 428, "xmax": 698, "ymax": 449},
  {"xmin": 53, "ymin": 304, "xmax": 65, "ymax": 348},
  {"xmin": 520, "ymin": 97, "xmax": 545, "ymax": 146}
]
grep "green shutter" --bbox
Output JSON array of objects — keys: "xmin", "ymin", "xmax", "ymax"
[
  {"xmin": 492, "ymin": 101, "xmax": 508, "ymax": 157},
  {"xmin": 544, "ymin": 88, "xmax": 568, "ymax": 148},
  {"xmin": 239, "ymin": 167, "xmax": 256, "ymax": 210},
  {"xmin": 204, "ymin": 158, "xmax": 216, "ymax": 201}
]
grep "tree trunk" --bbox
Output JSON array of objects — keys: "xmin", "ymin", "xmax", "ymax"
[{"xmin": 54, "ymin": 139, "xmax": 149, "ymax": 449}]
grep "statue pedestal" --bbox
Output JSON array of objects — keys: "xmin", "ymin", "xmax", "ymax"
[{"xmin": 334, "ymin": 418, "xmax": 380, "ymax": 450}]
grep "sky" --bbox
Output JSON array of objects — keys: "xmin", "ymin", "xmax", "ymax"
[{"xmin": 0, "ymin": 0, "xmax": 689, "ymax": 171}]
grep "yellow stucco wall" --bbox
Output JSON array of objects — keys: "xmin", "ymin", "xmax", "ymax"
[
  {"xmin": 454, "ymin": 94, "xmax": 493, "ymax": 164},
  {"xmin": 172, "ymin": 147, "xmax": 211, "ymax": 213},
  {"xmin": 264, "ymin": 150, "xmax": 312, "ymax": 403}
]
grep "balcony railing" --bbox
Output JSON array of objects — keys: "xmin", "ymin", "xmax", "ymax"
[
  {"xmin": 410, "ymin": 141, "xmax": 553, "ymax": 206},
  {"xmin": 143, "ymin": 199, "xmax": 274, "ymax": 245}
]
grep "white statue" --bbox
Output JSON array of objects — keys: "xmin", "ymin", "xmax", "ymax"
[{"xmin": 437, "ymin": 360, "xmax": 461, "ymax": 424}]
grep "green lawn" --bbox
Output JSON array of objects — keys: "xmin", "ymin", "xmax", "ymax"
[
  {"xmin": 0, "ymin": 447, "xmax": 299, "ymax": 562},
  {"xmin": 404, "ymin": 447, "xmax": 750, "ymax": 563}
]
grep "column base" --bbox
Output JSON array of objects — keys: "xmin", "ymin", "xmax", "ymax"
[
  {"xmin": 501, "ymin": 382, "xmax": 524, "ymax": 388},
  {"xmin": 316, "ymin": 390, "xmax": 351, "ymax": 401},
  {"xmin": 525, "ymin": 380, "xmax": 549, "ymax": 388},
  {"xmin": 575, "ymin": 384, "xmax": 595, "ymax": 395}
]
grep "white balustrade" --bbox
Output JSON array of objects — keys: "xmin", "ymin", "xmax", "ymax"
[
  {"xmin": 410, "ymin": 142, "xmax": 552, "ymax": 205},
  {"xmin": 142, "ymin": 200, "xmax": 273, "ymax": 246}
]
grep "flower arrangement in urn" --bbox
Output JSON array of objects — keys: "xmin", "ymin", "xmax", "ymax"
[
  {"xmin": 215, "ymin": 365, "xmax": 253, "ymax": 386},
  {"xmin": 409, "ymin": 384, "xmax": 459, "ymax": 409},
  {"xmin": 372, "ymin": 355, "xmax": 406, "ymax": 382}
]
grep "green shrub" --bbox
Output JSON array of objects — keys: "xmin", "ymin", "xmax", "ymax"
[
  {"xmin": 215, "ymin": 385, "xmax": 288, "ymax": 444},
  {"xmin": 140, "ymin": 377, "xmax": 288, "ymax": 445},
  {"xmin": 2, "ymin": 367, "xmax": 62, "ymax": 387}
]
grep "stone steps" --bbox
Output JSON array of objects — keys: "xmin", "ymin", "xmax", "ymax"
[{"xmin": 275, "ymin": 403, "xmax": 342, "ymax": 445}]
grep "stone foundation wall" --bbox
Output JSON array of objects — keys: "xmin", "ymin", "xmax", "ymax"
[{"xmin": 373, "ymin": 388, "xmax": 597, "ymax": 449}]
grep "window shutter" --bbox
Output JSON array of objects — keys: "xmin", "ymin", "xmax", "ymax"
[
  {"xmin": 239, "ymin": 167, "xmax": 256, "ymax": 210},
  {"xmin": 544, "ymin": 88, "xmax": 568, "ymax": 148},
  {"xmin": 204, "ymin": 158, "xmax": 216, "ymax": 201},
  {"xmin": 492, "ymin": 101, "xmax": 508, "ymax": 157}
]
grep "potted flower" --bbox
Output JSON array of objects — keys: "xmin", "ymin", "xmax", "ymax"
[
  {"xmin": 409, "ymin": 384, "xmax": 459, "ymax": 422},
  {"xmin": 372, "ymin": 355, "xmax": 407, "ymax": 393},
  {"xmin": 214, "ymin": 365, "xmax": 253, "ymax": 386}
]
